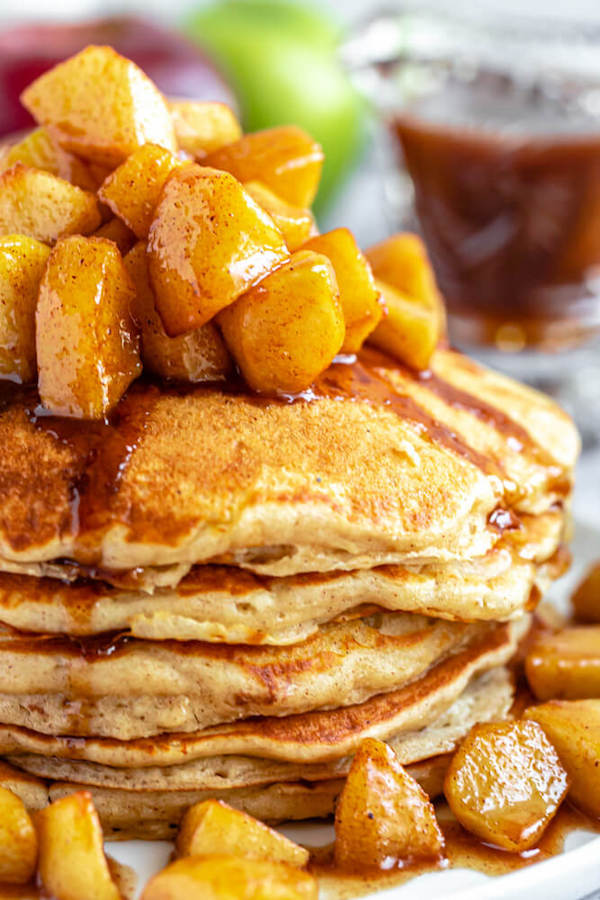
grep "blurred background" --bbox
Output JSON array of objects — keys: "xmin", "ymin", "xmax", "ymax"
[{"xmin": 2, "ymin": 0, "xmax": 600, "ymax": 459}]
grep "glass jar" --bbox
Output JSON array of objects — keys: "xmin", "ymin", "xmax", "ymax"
[{"xmin": 342, "ymin": 4, "xmax": 600, "ymax": 441}]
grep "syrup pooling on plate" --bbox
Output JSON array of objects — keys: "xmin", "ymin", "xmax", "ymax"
[
  {"xmin": 0, "ymin": 803, "xmax": 597, "ymax": 899},
  {"xmin": 311, "ymin": 803, "xmax": 600, "ymax": 900}
]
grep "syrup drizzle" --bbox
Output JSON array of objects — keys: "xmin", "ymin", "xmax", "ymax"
[
  {"xmin": 312, "ymin": 353, "xmax": 498, "ymax": 476},
  {"xmin": 414, "ymin": 366, "xmax": 569, "ymax": 494},
  {"xmin": 24, "ymin": 381, "xmax": 162, "ymax": 562},
  {"xmin": 359, "ymin": 346, "xmax": 568, "ymax": 494},
  {"xmin": 488, "ymin": 506, "xmax": 521, "ymax": 533}
]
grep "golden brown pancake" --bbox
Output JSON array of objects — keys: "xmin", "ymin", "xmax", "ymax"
[
  {"xmin": 0, "ymin": 612, "xmax": 487, "ymax": 739},
  {"xmin": 0, "ymin": 623, "xmax": 518, "ymax": 768},
  {"xmin": 0, "ymin": 759, "xmax": 48, "ymax": 812},
  {"xmin": 0, "ymin": 762, "xmax": 439, "ymax": 840},
  {"xmin": 0, "ymin": 349, "xmax": 578, "ymax": 576},
  {"xmin": 0, "ymin": 510, "xmax": 565, "ymax": 643},
  {"xmin": 8, "ymin": 668, "xmax": 511, "ymax": 792},
  {"xmin": 2, "ymin": 668, "xmax": 511, "ymax": 839}
]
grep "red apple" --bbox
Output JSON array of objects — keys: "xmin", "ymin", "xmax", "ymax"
[{"xmin": 0, "ymin": 16, "xmax": 235, "ymax": 138}]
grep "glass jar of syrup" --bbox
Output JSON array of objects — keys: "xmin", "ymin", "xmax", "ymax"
[{"xmin": 343, "ymin": 5, "xmax": 600, "ymax": 441}]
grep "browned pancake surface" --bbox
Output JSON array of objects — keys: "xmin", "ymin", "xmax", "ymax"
[{"xmin": 0, "ymin": 350, "xmax": 578, "ymax": 574}]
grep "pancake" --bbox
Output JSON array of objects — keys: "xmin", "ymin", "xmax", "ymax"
[
  {"xmin": 0, "ymin": 613, "xmax": 490, "ymax": 740},
  {"xmin": 0, "ymin": 759, "xmax": 48, "ymax": 812},
  {"xmin": 0, "ymin": 622, "xmax": 519, "ymax": 768},
  {"xmin": 8, "ymin": 668, "xmax": 511, "ymax": 792},
  {"xmin": 3, "ymin": 668, "xmax": 510, "ymax": 839},
  {"xmin": 0, "ymin": 763, "xmax": 442, "ymax": 840},
  {"xmin": 0, "ymin": 754, "xmax": 450, "ymax": 828},
  {"xmin": 0, "ymin": 511, "xmax": 566, "ymax": 643},
  {"xmin": 0, "ymin": 348, "xmax": 578, "ymax": 576}
]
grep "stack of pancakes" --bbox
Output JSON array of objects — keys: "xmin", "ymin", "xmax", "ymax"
[{"xmin": 0, "ymin": 347, "xmax": 578, "ymax": 839}]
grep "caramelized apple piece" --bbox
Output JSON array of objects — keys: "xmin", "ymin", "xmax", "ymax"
[
  {"xmin": 93, "ymin": 218, "xmax": 136, "ymax": 256},
  {"xmin": 37, "ymin": 236, "xmax": 140, "ymax": 419},
  {"xmin": 141, "ymin": 856, "xmax": 317, "ymax": 900},
  {"xmin": 98, "ymin": 144, "xmax": 182, "ymax": 239},
  {"xmin": 525, "ymin": 700, "xmax": 600, "ymax": 818},
  {"xmin": 367, "ymin": 279, "xmax": 439, "ymax": 370},
  {"xmin": 0, "ymin": 127, "xmax": 96, "ymax": 191},
  {"xmin": 176, "ymin": 799, "xmax": 308, "ymax": 867},
  {"xmin": 334, "ymin": 738, "xmax": 444, "ymax": 870},
  {"xmin": 302, "ymin": 228, "xmax": 383, "ymax": 353},
  {"xmin": 0, "ymin": 786, "xmax": 37, "ymax": 884},
  {"xmin": 0, "ymin": 235, "xmax": 50, "ymax": 383},
  {"xmin": 572, "ymin": 562, "xmax": 600, "ymax": 623},
  {"xmin": 244, "ymin": 181, "xmax": 317, "ymax": 252},
  {"xmin": 148, "ymin": 164, "xmax": 288, "ymax": 335},
  {"xmin": 444, "ymin": 720, "xmax": 569, "ymax": 852},
  {"xmin": 205, "ymin": 126, "xmax": 324, "ymax": 208},
  {"xmin": 89, "ymin": 162, "xmax": 115, "ymax": 189},
  {"xmin": 0, "ymin": 164, "xmax": 101, "ymax": 243},
  {"xmin": 525, "ymin": 626, "xmax": 600, "ymax": 700},
  {"xmin": 125, "ymin": 242, "xmax": 230, "ymax": 382},
  {"xmin": 219, "ymin": 250, "xmax": 344, "ymax": 394},
  {"xmin": 170, "ymin": 100, "xmax": 242, "ymax": 158},
  {"xmin": 21, "ymin": 45, "xmax": 177, "ymax": 167},
  {"xmin": 35, "ymin": 791, "xmax": 121, "ymax": 900},
  {"xmin": 367, "ymin": 233, "xmax": 446, "ymax": 362},
  {"xmin": 366, "ymin": 233, "xmax": 445, "ymax": 327}
]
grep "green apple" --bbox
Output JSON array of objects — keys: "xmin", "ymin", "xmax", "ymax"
[{"xmin": 186, "ymin": 0, "xmax": 366, "ymax": 215}]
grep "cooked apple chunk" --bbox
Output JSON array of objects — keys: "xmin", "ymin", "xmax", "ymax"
[
  {"xmin": 368, "ymin": 279, "xmax": 439, "ymax": 371},
  {"xmin": 141, "ymin": 856, "xmax": 317, "ymax": 900},
  {"xmin": 244, "ymin": 181, "xmax": 317, "ymax": 252},
  {"xmin": 93, "ymin": 217, "xmax": 136, "ymax": 255},
  {"xmin": 444, "ymin": 720, "xmax": 569, "ymax": 852},
  {"xmin": 37, "ymin": 235, "xmax": 141, "ymax": 419},
  {"xmin": 366, "ymin": 234, "xmax": 445, "ymax": 322},
  {"xmin": 205, "ymin": 126, "xmax": 324, "ymax": 208},
  {"xmin": 125, "ymin": 242, "xmax": 230, "ymax": 382},
  {"xmin": 170, "ymin": 100, "xmax": 242, "ymax": 158},
  {"xmin": 0, "ymin": 235, "xmax": 50, "ymax": 383},
  {"xmin": 35, "ymin": 791, "xmax": 121, "ymax": 900},
  {"xmin": 0, "ymin": 127, "xmax": 97, "ymax": 191},
  {"xmin": 525, "ymin": 700, "xmax": 600, "ymax": 819},
  {"xmin": 219, "ymin": 250, "xmax": 344, "ymax": 394},
  {"xmin": 0, "ymin": 165, "xmax": 101, "ymax": 243},
  {"xmin": 98, "ymin": 144, "xmax": 182, "ymax": 239},
  {"xmin": 21, "ymin": 45, "xmax": 177, "ymax": 167},
  {"xmin": 303, "ymin": 228, "xmax": 383, "ymax": 353},
  {"xmin": 334, "ymin": 738, "xmax": 444, "ymax": 870},
  {"xmin": 525, "ymin": 626, "xmax": 600, "ymax": 700},
  {"xmin": 572, "ymin": 563, "xmax": 600, "ymax": 623},
  {"xmin": 176, "ymin": 799, "xmax": 309, "ymax": 867},
  {"xmin": 0, "ymin": 786, "xmax": 37, "ymax": 884},
  {"xmin": 148, "ymin": 164, "xmax": 289, "ymax": 335}
]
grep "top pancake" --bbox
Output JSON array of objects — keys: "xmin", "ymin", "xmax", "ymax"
[{"xmin": 0, "ymin": 347, "xmax": 578, "ymax": 575}]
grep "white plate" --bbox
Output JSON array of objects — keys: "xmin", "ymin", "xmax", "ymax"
[{"xmin": 106, "ymin": 516, "xmax": 600, "ymax": 899}]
